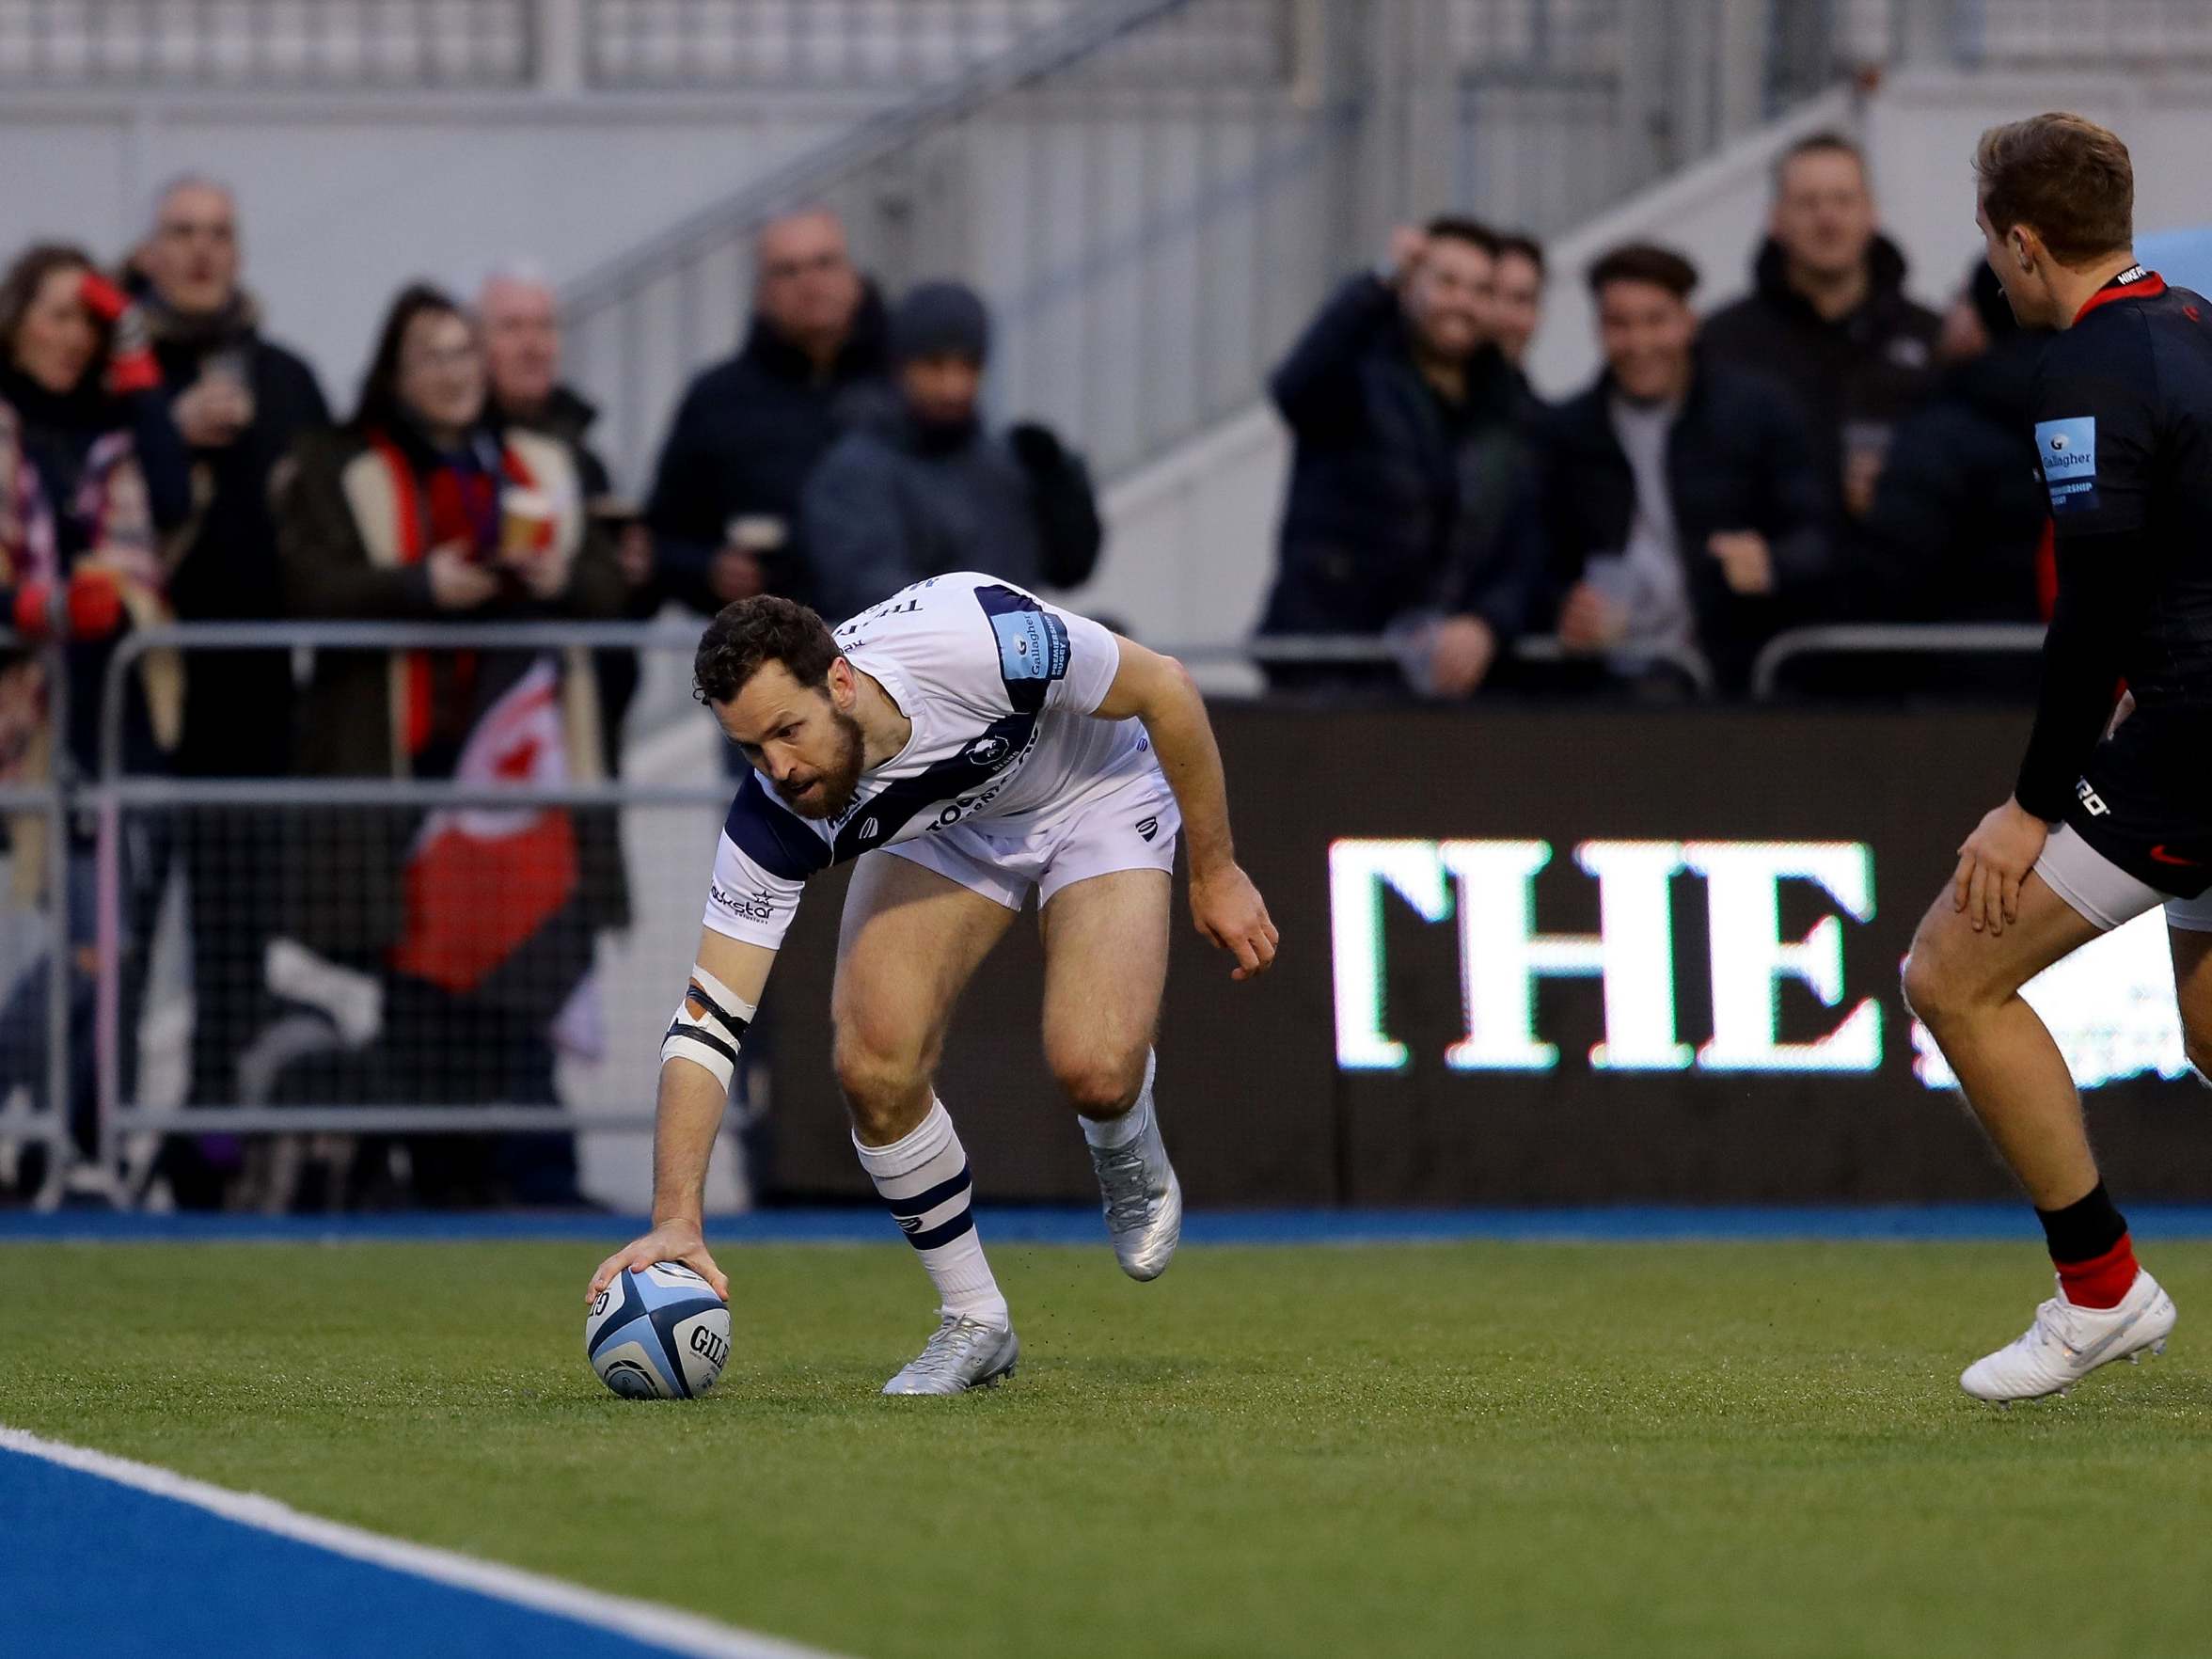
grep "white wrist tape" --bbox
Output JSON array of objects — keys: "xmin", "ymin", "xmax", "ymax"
[{"xmin": 659, "ymin": 963, "xmax": 755, "ymax": 1094}]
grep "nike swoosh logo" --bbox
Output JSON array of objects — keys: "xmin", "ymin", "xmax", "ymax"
[
  {"xmin": 2067, "ymin": 1303, "xmax": 2147, "ymax": 1366},
  {"xmin": 2151, "ymin": 845, "xmax": 2200, "ymax": 867}
]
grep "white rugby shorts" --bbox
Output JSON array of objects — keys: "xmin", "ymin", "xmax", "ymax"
[{"xmin": 884, "ymin": 765, "xmax": 1179, "ymax": 911}]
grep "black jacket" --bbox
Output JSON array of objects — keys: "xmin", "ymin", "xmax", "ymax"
[
  {"xmin": 507, "ymin": 383, "xmax": 616, "ymax": 499},
  {"xmin": 1537, "ymin": 359, "xmax": 1831, "ymax": 694},
  {"xmin": 801, "ymin": 410, "xmax": 1100, "ymax": 624},
  {"xmin": 151, "ymin": 296, "xmax": 331, "ymax": 778},
  {"xmin": 1258, "ymin": 276, "xmax": 1545, "ymax": 659},
  {"xmin": 1700, "ymin": 235, "xmax": 1942, "ymax": 509},
  {"xmin": 1853, "ymin": 332, "xmax": 2047, "ymax": 624},
  {"xmin": 645, "ymin": 288, "xmax": 893, "ymax": 615}
]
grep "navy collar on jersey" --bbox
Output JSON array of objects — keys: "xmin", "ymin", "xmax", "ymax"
[{"xmin": 2075, "ymin": 264, "xmax": 2164, "ymax": 324}]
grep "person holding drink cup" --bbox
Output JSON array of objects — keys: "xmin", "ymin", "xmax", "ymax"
[
  {"xmin": 479, "ymin": 262, "xmax": 659, "ymax": 782},
  {"xmin": 643, "ymin": 208, "xmax": 892, "ymax": 626},
  {"xmin": 273, "ymin": 281, "xmax": 628, "ymax": 1206}
]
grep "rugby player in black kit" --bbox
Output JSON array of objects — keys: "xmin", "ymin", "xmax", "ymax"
[{"xmin": 1904, "ymin": 112, "xmax": 2210, "ymax": 1403}]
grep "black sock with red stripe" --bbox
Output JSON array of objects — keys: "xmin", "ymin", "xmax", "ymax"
[{"xmin": 2035, "ymin": 1181, "xmax": 2138, "ymax": 1309}]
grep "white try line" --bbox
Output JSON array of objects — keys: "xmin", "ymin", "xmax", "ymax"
[{"xmin": 0, "ymin": 1424, "xmax": 853, "ymax": 1659}]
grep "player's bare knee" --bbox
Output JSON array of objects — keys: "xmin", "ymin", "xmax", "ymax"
[
  {"xmin": 1051, "ymin": 1046, "xmax": 1145, "ymax": 1118},
  {"xmin": 831, "ymin": 1029, "xmax": 928, "ymax": 1132},
  {"xmin": 1901, "ymin": 933, "xmax": 1972, "ymax": 1031}
]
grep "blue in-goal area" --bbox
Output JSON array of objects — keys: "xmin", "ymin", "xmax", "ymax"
[
  {"xmin": 7, "ymin": 1203, "xmax": 2212, "ymax": 1245},
  {"xmin": 0, "ymin": 1432, "xmax": 816, "ymax": 1659}
]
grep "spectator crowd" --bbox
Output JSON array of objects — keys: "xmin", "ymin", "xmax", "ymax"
[
  {"xmin": 0, "ymin": 132, "xmax": 2056, "ymax": 1209},
  {"xmin": 1260, "ymin": 130, "xmax": 2048, "ymax": 700}
]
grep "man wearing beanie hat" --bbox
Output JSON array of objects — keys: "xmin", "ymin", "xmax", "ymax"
[{"xmin": 802, "ymin": 279, "xmax": 1100, "ymax": 624}]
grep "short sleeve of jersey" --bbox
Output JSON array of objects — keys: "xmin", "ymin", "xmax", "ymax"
[
  {"xmin": 1041, "ymin": 601, "xmax": 1121, "ymax": 716},
  {"xmin": 2034, "ymin": 321, "xmax": 2158, "ymax": 537},
  {"xmin": 967, "ymin": 578, "xmax": 1121, "ymax": 717},
  {"xmin": 699, "ymin": 774, "xmax": 823, "ymax": 950}
]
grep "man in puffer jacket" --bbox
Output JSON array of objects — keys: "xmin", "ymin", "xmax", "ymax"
[{"xmin": 1257, "ymin": 218, "xmax": 1545, "ymax": 698}]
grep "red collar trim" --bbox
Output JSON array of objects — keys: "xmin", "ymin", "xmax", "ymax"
[{"xmin": 2075, "ymin": 269, "xmax": 2165, "ymax": 324}]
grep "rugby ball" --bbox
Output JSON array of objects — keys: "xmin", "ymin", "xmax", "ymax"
[{"xmin": 585, "ymin": 1261, "xmax": 731, "ymax": 1399}]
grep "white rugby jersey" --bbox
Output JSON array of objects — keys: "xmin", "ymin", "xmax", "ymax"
[{"xmin": 700, "ymin": 574, "xmax": 1158, "ymax": 950}]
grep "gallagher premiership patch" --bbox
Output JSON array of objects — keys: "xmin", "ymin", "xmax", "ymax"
[
  {"xmin": 2035, "ymin": 416, "xmax": 2098, "ymax": 512},
  {"xmin": 989, "ymin": 606, "xmax": 1070, "ymax": 685}
]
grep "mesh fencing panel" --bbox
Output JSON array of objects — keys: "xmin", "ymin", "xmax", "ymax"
[{"xmin": 108, "ymin": 781, "xmax": 735, "ymax": 1209}]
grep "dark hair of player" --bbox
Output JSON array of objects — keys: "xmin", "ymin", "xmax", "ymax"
[
  {"xmin": 1493, "ymin": 231, "xmax": 1545, "ymax": 276},
  {"xmin": 693, "ymin": 594, "xmax": 841, "ymax": 705},
  {"xmin": 1585, "ymin": 242, "xmax": 1698, "ymax": 301},
  {"xmin": 1425, "ymin": 215, "xmax": 1501, "ymax": 259},
  {"xmin": 1973, "ymin": 112, "xmax": 2134, "ymax": 266},
  {"xmin": 1773, "ymin": 130, "xmax": 1865, "ymax": 187}
]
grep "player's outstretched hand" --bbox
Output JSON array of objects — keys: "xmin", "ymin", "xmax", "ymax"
[
  {"xmin": 587, "ymin": 1222, "xmax": 730, "ymax": 1306},
  {"xmin": 1951, "ymin": 798, "xmax": 2048, "ymax": 938},
  {"xmin": 1191, "ymin": 862, "xmax": 1279, "ymax": 981}
]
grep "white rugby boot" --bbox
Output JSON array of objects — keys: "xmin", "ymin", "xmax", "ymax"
[
  {"xmin": 881, "ymin": 1316, "xmax": 1019, "ymax": 1396},
  {"xmin": 1960, "ymin": 1269, "xmax": 2177, "ymax": 1405}
]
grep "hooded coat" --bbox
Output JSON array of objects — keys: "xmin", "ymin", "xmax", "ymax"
[
  {"xmin": 800, "ymin": 409, "xmax": 1100, "ymax": 625},
  {"xmin": 1699, "ymin": 235, "xmax": 1943, "ymax": 510}
]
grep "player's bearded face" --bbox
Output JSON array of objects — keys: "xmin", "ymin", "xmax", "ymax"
[{"xmin": 772, "ymin": 701, "xmax": 867, "ymax": 819}]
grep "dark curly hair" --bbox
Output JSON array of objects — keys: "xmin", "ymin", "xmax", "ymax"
[{"xmin": 693, "ymin": 595, "xmax": 841, "ymax": 705}]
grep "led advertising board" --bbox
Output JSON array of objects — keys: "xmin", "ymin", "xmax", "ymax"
[{"xmin": 766, "ymin": 704, "xmax": 2212, "ymax": 1205}]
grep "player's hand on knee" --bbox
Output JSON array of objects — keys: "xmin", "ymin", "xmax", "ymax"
[
  {"xmin": 588, "ymin": 1222, "xmax": 730, "ymax": 1305},
  {"xmin": 1951, "ymin": 798, "xmax": 2047, "ymax": 937},
  {"xmin": 1191, "ymin": 861, "xmax": 1280, "ymax": 981}
]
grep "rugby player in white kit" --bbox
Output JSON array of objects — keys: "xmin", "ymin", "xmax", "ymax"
[{"xmin": 588, "ymin": 575, "xmax": 1278, "ymax": 1393}]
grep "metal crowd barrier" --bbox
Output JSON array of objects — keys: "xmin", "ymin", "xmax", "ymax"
[
  {"xmin": 0, "ymin": 616, "xmax": 2046, "ymax": 1209},
  {"xmin": 73, "ymin": 621, "xmax": 1410, "ymax": 1189},
  {"xmin": 1751, "ymin": 624, "xmax": 2046, "ymax": 701}
]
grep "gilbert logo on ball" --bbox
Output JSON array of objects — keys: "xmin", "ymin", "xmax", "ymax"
[{"xmin": 586, "ymin": 1262, "xmax": 731, "ymax": 1399}]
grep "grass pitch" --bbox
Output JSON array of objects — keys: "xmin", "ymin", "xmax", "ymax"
[{"xmin": 4, "ymin": 1238, "xmax": 2211, "ymax": 1658}]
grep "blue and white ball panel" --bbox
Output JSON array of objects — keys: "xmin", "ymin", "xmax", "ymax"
[
  {"xmin": 637, "ymin": 1261, "xmax": 712, "ymax": 1298},
  {"xmin": 672, "ymin": 1310, "xmax": 732, "ymax": 1397},
  {"xmin": 585, "ymin": 1264, "xmax": 730, "ymax": 1400},
  {"xmin": 592, "ymin": 1328, "xmax": 682, "ymax": 1399}
]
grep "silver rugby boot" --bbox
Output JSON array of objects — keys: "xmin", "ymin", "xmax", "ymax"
[
  {"xmin": 881, "ymin": 1316, "xmax": 1020, "ymax": 1396},
  {"xmin": 1087, "ymin": 1054, "xmax": 1183, "ymax": 1282}
]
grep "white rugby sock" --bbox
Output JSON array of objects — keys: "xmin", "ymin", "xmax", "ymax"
[
  {"xmin": 854, "ymin": 1098, "xmax": 1008, "ymax": 1329},
  {"xmin": 1080, "ymin": 1049, "xmax": 1157, "ymax": 1151}
]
